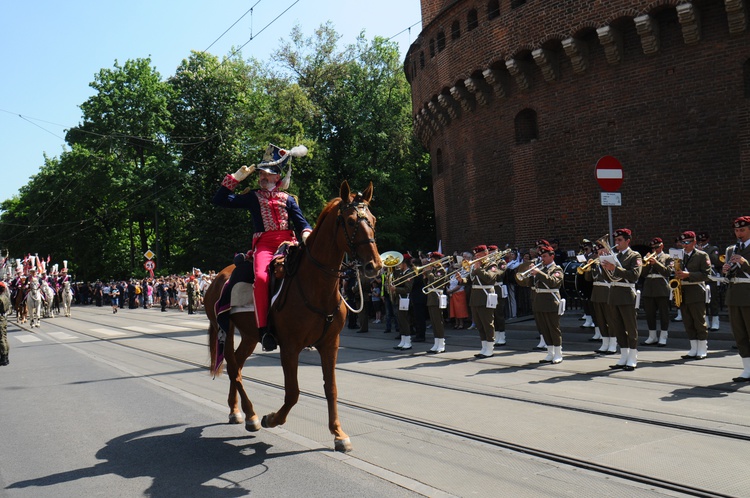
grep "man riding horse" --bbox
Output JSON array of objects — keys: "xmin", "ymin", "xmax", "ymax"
[{"xmin": 212, "ymin": 143, "xmax": 311, "ymax": 352}]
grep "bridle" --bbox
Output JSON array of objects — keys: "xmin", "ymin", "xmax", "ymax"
[{"xmin": 337, "ymin": 195, "xmax": 376, "ymax": 262}]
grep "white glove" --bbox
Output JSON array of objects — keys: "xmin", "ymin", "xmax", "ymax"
[
  {"xmin": 301, "ymin": 231, "xmax": 310, "ymax": 243},
  {"xmin": 232, "ymin": 164, "xmax": 256, "ymax": 182}
]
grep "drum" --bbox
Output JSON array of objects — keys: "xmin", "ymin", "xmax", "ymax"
[{"xmin": 563, "ymin": 261, "xmax": 593, "ymax": 300}]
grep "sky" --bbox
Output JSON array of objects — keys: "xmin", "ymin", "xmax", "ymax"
[{"xmin": 0, "ymin": 0, "xmax": 422, "ymax": 204}]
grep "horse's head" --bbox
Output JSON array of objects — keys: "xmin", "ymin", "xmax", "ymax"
[{"xmin": 337, "ymin": 181, "xmax": 383, "ymax": 279}]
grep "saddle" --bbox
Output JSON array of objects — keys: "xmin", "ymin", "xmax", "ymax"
[{"xmin": 215, "ymin": 242, "xmax": 302, "ymax": 335}]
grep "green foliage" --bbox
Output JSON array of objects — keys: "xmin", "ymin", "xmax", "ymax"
[{"xmin": 0, "ymin": 25, "xmax": 434, "ymax": 279}]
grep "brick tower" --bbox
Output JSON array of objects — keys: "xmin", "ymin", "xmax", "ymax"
[{"xmin": 406, "ymin": 0, "xmax": 750, "ymax": 254}]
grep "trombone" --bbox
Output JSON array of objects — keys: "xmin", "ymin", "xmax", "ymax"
[
  {"xmin": 576, "ymin": 257, "xmax": 600, "ymax": 274},
  {"xmin": 390, "ymin": 255, "xmax": 454, "ymax": 287}
]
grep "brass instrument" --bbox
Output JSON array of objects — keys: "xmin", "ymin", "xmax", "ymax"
[
  {"xmin": 515, "ymin": 260, "xmax": 543, "ymax": 283},
  {"xmin": 381, "ymin": 251, "xmax": 404, "ymax": 269},
  {"xmin": 642, "ymin": 252, "xmax": 656, "ymax": 264},
  {"xmin": 421, "ymin": 266, "xmax": 467, "ymax": 294},
  {"xmin": 421, "ymin": 249, "xmax": 510, "ymax": 294},
  {"xmin": 381, "ymin": 251, "xmax": 403, "ymax": 288},
  {"xmin": 669, "ymin": 258, "xmax": 683, "ymax": 307},
  {"xmin": 390, "ymin": 255, "xmax": 454, "ymax": 286},
  {"xmin": 460, "ymin": 249, "xmax": 511, "ymax": 271},
  {"xmin": 576, "ymin": 258, "xmax": 600, "ymax": 274}
]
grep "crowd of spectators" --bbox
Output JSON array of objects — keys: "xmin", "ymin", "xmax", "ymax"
[{"xmin": 70, "ymin": 271, "xmax": 216, "ymax": 313}]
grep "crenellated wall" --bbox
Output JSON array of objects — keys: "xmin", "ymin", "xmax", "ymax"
[{"xmin": 406, "ymin": 0, "xmax": 750, "ymax": 254}]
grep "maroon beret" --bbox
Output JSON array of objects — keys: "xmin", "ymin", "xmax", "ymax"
[
  {"xmin": 538, "ymin": 245, "xmax": 555, "ymax": 255},
  {"xmin": 613, "ymin": 228, "xmax": 631, "ymax": 239},
  {"xmin": 734, "ymin": 216, "xmax": 750, "ymax": 228},
  {"xmin": 650, "ymin": 237, "xmax": 663, "ymax": 247},
  {"xmin": 679, "ymin": 231, "xmax": 696, "ymax": 242},
  {"xmin": 473, "ymin": 245, "xmax": 488, "ymax": 254}
]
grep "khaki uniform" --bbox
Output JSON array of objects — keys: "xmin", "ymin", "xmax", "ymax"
[
  {"xmin": 492, "ymin": 260, "xmax": 508, "ymax": 333},
  {"xmin": 641, "ymin": 252, "xmax": 672, "ymax": 332},
  {"xmin": 679, "ymin": 249, "xmax": 711, "ymax": 340},
  {"xmin": 700, "ymin": 243, "xmax": 721, "ymax": 318},
  {"xmin": 424, "ymin": 267, "xmax": 446, "ymax": 339},
  {"xmin": 391, "ymin": 267, "xmax": 413, "ymax": 337},
  {"xmin": 532, "ymin": 263, "xmax": 564, "ymax": 346},
  {"xmin": 0, "ymin": 289, "xmax": 10, "ymax": 363},
  {"xmin": 726, "ymin": 243, "xmax": 750, "ymax": 357},
  {"xmin": 469, "ymin": 262, "xmax": 500, "ymax": 343},
  {"xmin": 605, "ymin": 248, "xmax": 642, "ymax": 349},
  {"xmin": 585, "ymin": 263, "xmax": 612, "ymax": 338}
]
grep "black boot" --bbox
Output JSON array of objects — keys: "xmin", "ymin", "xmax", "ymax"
[
  {"xmin": 260, "ymin": 327, "xmax": 277, "ymax": 352},
  {"xmin": 0, "ymin": 354, "xmax": 8, "ymax": 366}
]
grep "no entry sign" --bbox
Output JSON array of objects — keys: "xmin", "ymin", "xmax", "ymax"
[{"xmin": 595, "ymin": 156, "xmax": 623, "ymax": 192}]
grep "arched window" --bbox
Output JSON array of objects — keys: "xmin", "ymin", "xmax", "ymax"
[
  {"xmin": 437, "ymin": 31, "xmax": 446, "ymax": 52},
  {"xmin": 488, "ymin": 0, "xmax": 500, "ymax": 20},
  {"xmin": 515, "ymin": 109, "xmax": 538, "ymax": 144},
  {"xmin": 467, "ymin": 9, "xmax": 478, "ymax": 31},
  {"xmin": 744, "ymin": 59, "xmax": 750, "ymax": 98},
  {"xmin": 436, "ymin": 148, "xmax": 444, "ymax": 175},
  {"xmin": 429, "ymin": 39, "xmax": 436, "ymax": 58},
  {"xmin": 451, "ymin": 20, "xmax": 461, "ymax": 40}
]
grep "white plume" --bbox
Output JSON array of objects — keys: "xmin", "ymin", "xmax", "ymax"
[{"xmin": 289, "ymin": 145, "xmax": 308, "ymax": 158}]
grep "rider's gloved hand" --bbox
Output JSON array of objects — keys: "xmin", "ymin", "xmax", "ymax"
[{"xmin": 232, "ymin": 164, "xmax": 256, "ymax": 182}]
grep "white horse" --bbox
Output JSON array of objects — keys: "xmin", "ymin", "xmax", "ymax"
[
  {"xmin": 41, "ymin": 280, "xmax": 55, "ymax": 318},
  {"xmin": 61, "ymin": 281, "xmax": 73, "ymax": 317},
  {"xmin": 27, "ymin": 279, "xmax": 42, "ymax": 328}
]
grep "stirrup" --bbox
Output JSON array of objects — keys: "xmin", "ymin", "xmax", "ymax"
[{"xmin": 261, "ymin": 333, "xmax": 277, "ymax": 351}]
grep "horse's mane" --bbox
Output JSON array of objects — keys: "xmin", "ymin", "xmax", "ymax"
[{"xmin": 306, "ymin": 196, "xmax": 345, "ymax": 246}]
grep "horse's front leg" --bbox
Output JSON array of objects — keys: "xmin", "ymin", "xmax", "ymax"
[
  {"xmin": 262, "ymin": 346, "xmax": 301, "ymax": 429},
  {"xmin": 318, "ymin": 338, "xmax": 351, "ymax": 452}
]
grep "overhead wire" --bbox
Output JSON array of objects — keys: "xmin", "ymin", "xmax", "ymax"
[{"xmin": 3, "ymin": 5, "xmax": 422, "ymax": 250}]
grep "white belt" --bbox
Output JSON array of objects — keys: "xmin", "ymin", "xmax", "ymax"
[
  {"xmin": 611, "ymin": 282, "xmax": 636, "ymax": 289},
  {"xmin": 646, "ymin": 274, "xmax": 666, "ymax": 279},
  {"xmin": 473, "ymin": 285, "xmax": 495, "ymax": 290},
  {"xmin": 534, "ymin": 288, "xmax": 560, "ymax": 294},
  {"xmin": 593, "ymin": 282, "xmax": 611, "ymax": 287},
  {"xmin": 681, "ymin": 281, "xmax": 705, "ymax": 286},
  {"xmin": 731, "ymin": 277, "xmax": 750, "ymax": 284}
]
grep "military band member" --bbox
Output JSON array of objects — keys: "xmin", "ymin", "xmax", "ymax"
[
  {"xmin": 530, "ymin": 245, "xmax": 564, "ymax": 364},
  {"xmin": 697, "ymin": 232, "xmax": 722, "ymax": 331},
  {"xmin": 423, "ymin": 252, "xmax": 448, "ymax": 354},
  {"xmin": 468, "ymin": 245, "xmax": 500, "ymax": 359},
  {"xmin": 531, "ymin": 239, "xmax": 551, "ymax": 351},
  {"xmin": 675, "ymin": 231, "xmax": 712, "ymax": 359},
  {"xmin": 579, "ymin": 239, "xmax": 598, "ymax": 335},
  {"xmin": 584, "ymin": 241, "xmax": 616, "ymax": 355},
  {"xmin": 488, "ymin": 245, "xmax": 508, "ymax": 347},
  {"xmin": 640, "ymin": 237, "xmax": 672, "ymax": 347},
  {"xmin": 723, "ymin": 216, "xmax": 750, "ymax": 382},
  {"xmin": 392, "ymin": 254, "xmax": 414, "ymax": 351},
  {"xmin": 0, "ymin": 281, "xmax": 10, "ymax": 366},
  {"xmin": 603, "ymin": 228, "xmax": 642, "ymax": 371}
]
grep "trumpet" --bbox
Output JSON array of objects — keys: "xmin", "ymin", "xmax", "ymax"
[
  {"xmin": 390, "ymin": 255, "xmax": 454, "ymax": 286},
  {"xmin": 515, "ymin": 260, "xmax": 544, "ymax": 282}
]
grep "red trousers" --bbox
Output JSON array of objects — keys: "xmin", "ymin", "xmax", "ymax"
[{"xmin": 253, "ymin": 230, "xmax": 296, "ymax": 328}]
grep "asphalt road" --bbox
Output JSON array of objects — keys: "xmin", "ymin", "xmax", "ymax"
[{"xmin": 1, "ymin": 304, "xmax": 748, "ymax": 497}]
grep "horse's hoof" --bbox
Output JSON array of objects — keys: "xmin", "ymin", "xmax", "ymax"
[
  {"xmin": 228, "ymin": 412, "xmax": 244, "ymax": 424},
  {"xmin": 261, "ymin": 415, "xmax": 270, "ymax": 428},
  {"xmin": 334, "ymin": 437, "xmax": 352, "ymax": 453},
  {"xmin": 246, "ymin": 416, "xmax": 261, "ymax": 432}
]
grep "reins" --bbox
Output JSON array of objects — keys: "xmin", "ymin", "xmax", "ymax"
[{"xmin": 280, "ymin": 195, "xmax": 376, "ymax": 347}]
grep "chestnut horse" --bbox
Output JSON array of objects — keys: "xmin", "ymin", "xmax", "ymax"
[{"xmin": 206, "ymin": 181, "xmax": 381, "ymax": 452}]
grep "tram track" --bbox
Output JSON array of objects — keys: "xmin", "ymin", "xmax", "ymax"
[{"xmin": 19, "ymin": 312, "xmax": 744, "ymax": 497}]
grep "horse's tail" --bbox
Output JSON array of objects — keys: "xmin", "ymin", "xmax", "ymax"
[
  {"xmin": 208, "ymin": 319, "xmax": 224, "ymax": 377},
  {"xmin": 205, "ymin": 265, "xmax": 232, "ymax": 377}
]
